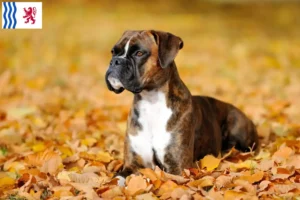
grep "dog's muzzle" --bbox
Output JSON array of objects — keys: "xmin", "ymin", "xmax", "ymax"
[{"xmin": 105, "ymin": 57, "xmax": 127, "ymax": 93}]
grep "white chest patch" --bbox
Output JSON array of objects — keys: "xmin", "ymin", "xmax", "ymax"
[{"xmin": 129, "ymin": 91, "xmax": 172, "ymax": 168}]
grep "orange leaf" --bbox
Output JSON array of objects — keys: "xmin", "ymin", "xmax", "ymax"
[
  {"xmin": 126, "ymin": 175, "xmax": 147, "ymax": 196},
  {"xmin": 272, "ymin": 145, "xmax": 294, "ymax": 162},
  {"xmin": 26, "ymin": 150, "xmax": 62, "ymax": 175},
  {"xmin": 156, "ymin": 180, "xmax": 178, "ymax": 196},
  {"xmin": 239, "ymin": 171, "xmax": 264, "ymax": 184},
  {"xmin": 101, "ymin": 186, "xmax": 124, "ymax": 199},
  {"xmin": 139, "ymin": 168, "xmax": 158, "ymax": 182}
]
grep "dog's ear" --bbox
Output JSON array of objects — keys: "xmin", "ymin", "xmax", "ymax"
[{"xmin": 150, "ymin": 30, "xmax": 184, "ymax": 68}]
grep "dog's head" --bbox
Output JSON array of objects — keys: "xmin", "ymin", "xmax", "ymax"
[{"xmin": 105, "ymin": 30, "xmax": 184, "ymax": 94}]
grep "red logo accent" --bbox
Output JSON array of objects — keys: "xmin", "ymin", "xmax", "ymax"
[{"xmin": 23, "ymin": 7, "xmax": 36, "ymax": 24}]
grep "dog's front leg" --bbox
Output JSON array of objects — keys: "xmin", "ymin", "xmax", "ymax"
[
  {"xmin": 163, "ymin": 142, "xmax": 195, "ymax": 175},
  {"xmin": 115, "ymin": 137, "xmax": 144, "ymax": 186}
]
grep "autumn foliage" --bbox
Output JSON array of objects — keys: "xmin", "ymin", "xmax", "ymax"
[{"xmin": 0, "ymin": 1, "xmax": 300, "ymax": 199}]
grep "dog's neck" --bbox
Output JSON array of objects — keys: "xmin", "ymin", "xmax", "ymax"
[{"xmin": 135, "ymin": 62, "xmax": 191, "ymax": 104}]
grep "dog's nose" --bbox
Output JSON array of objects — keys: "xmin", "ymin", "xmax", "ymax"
[{"xmin": 112, "ymin": 57, "xmax": 126, "ymax": 66}]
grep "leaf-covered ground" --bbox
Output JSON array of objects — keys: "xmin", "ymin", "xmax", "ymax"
[{"xmin": 1, "ymin": 1, "xmax": 300, "ymax": 199}]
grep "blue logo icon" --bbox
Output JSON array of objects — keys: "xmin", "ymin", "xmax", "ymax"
[{"xmin": 3, "ymin": 2, "xmax": 17, "ymax": 29}]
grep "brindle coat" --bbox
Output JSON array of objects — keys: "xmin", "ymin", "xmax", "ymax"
[{"xmin": 105, "ymin": 30, "xmax": 259, "ymax": 177}]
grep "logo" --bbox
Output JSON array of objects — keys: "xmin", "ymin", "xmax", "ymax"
[
  {"xmin": 23, "ymin": 7, "xmax": 36, "ymax": 24},
  {"xmin": 2, "ymin": 2, "xmax": 42, "ymax": 29}
]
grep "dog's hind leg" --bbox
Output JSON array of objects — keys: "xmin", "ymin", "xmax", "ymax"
[{"xmin": 222, "ymin": 108, "xmax": 259, "ymax": 152}]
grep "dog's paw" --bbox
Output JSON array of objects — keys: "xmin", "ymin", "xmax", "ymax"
[{"xmin": 116, "ymin": 175, "xmax": 126, "ymax": 187}]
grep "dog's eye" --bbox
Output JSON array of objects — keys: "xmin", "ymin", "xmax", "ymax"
[
  {"xmin": 135, "ymin": 51, "xmax": 144, "ymax": 57},
  {"xmin": 111, "ymin": 49, "xmax": 114, "ymax": 55}
]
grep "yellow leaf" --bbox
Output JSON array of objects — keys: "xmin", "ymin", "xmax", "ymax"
[
  {"xmin": 117, "ymin": 122, "xmax": 127, "ymax": 133},
  {"xmin": 7, "ymin": 106, "xmax": 37, "ymax": 119},
  {"xmin": 32, "ymin": 142, "xmax": 46, "ymax": 152},
  {"xmin": 187, "ymin": 176, "xmax": 214, "ymax": 188},
  {"xmin": 0, "ymin": 176, "xmax": 15, "ymax": 188},
  {"xmin": 81, "ymin": 137, "xmax": 97, "ymax": 147},
  {"xmin": 200, "ymin": 155, "xmax": 221, "ymax": 171},
  {"xmin": 57, "ymin": 146, "xmax": 73, "ymax": 158},
  {"xmin": 230, "ymin": 160, "xmax": 257, "ymax": 171},
  {"xmin": 32, "ymin": 117, "xmax": 47, "ymax": 128}
]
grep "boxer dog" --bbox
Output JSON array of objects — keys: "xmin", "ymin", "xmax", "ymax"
[{"xmin": 105, "ymin": 30, "xmax": 259, "ymax": 185}]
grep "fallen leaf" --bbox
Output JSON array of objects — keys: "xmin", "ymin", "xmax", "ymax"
[
  {"xmin": 164, "ymin": 172, "xmax": 189, "ymax": 184},
  {"xmin": 187, "ymin": 176, "xmax": 214, "ymax": 188},
  {"xmin": 126, "ymin": 175, "xmax": 147, "ymax": 196},
  {"xmin": 258, "ymin": 180, "xmax": 271, "ymax": 192},
  {"xmin": 156, "ymin": 180, "xmax": 178, "ymax": 196},
  {"xmin": 272, "ymin": 145, "xmax": 294, "ymax": 163},
  {"xmin": 7, "ymin": 106, "xmax": 37, "ymax": 119},
  {"xmin": 274, "ymin": 184, "xmax": 297, "ymax": 194},
  {"xmin": 224, "ymin": 190, "xmax": 257, "ymax": 200},
  {"xmin": 170, "ymin": 187, "xmax": 190, "ymax": 199},
  {"xmin": 101, "ymin": 186, "xmax": 124, "ymax": 199},
  {"xmin": 200, "ymin": 155, "xmax": 221, "ymax": 171},
  {"xmin": 136, "ymin": 192, "xmax": 159, "ymax": 200},
  {"xmin": 0, "ymin": 176, "xmax": 15, "ymax": 188},
  {"xmin": 79, "ymin": 151, "xmax": 113, "ymax": 163},
  {"xmin": 68, "ymin": 172, "xmax": 110, "ymax": 187},
  {"xmin": 238, "ymin": 170, "xmax": 264, "ymax": 183},
  {"xmin": 233, "ymin": 179, "xmax": 256, "ymax": 194},
  {"xmin": 139, "ymin": 168, "xmax": 158, "ymax": 182},
  {"xmin": 26, "ymin": 150, "xmax": 62, "ymax": 175},
  {"xmin": 70, "ymin": 182, "xmax": 101, "ymax": 200},
  {"xmin": 215, "ymin": 175, "xmax": 232, "ymax": 189}
]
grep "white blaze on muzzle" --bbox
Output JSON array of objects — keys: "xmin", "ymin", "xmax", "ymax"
[{"xmin": 108, "ymin": 76, "xmax": 124, "ymax": 90}]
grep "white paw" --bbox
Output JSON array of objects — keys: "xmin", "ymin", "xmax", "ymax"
[{"xmin": 116, "ymin": 175, "xmax": 126, "ymax": 187}]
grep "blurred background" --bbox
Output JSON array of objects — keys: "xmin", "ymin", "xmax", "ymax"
[{"xmin": 0, "ymin": 0, "xmax": 300, "ymax": 159}]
